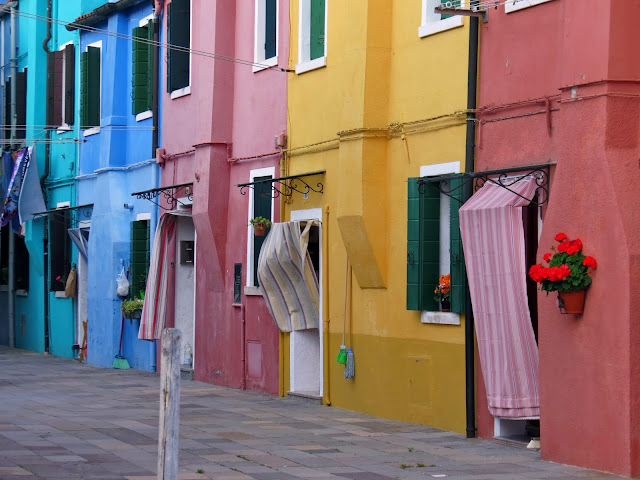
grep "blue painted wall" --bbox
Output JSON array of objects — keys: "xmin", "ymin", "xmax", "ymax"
[{"xmin": 77, "ymin": 1, "xmax": 159, "ymax": 371}]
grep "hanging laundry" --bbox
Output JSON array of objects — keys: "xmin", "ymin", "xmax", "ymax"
[{"xmin": 1, "ymin": 148, "xmax": 28, "ymax": 233}]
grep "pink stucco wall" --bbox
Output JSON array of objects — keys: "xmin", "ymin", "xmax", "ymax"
[
  {"xmin": 159, "ymin": 1, "xmax": 288, "ymax": 395},
  {"xmin": 476, "ymin": 0, "xmax": 640, "ymax": 476}
]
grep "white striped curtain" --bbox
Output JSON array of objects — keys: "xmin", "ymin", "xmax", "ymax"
[
  {"xmin": 459, "ymin": 178, "xmax": 540, "ymax": 418},
  {"xmin": 257, "ymin": 221, "xmax": 320, "ymax": 332}
]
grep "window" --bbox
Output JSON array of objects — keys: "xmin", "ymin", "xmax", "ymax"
[
  {"xmin": 246, "ymin": 167, "xmax": 274, "ymax": 288},
  {"xmin": 167, "ymin": 0, "xmax": 191, "ymax": 96},
  {"xmin": 504, "ymin": 0, "xmax": 555, "ymax": 13},
  {"xmin": 254, "ymin": 0, "xmax": 278, "ymax": 72},
  {"xmin": 50, "ymin": 209, "xmax": 71, "ymax": 292},
  {"xmin": 80, "ymin": 42, "xmax": 101, "ymax": 132},
  {"xmin": 0, "ymin": 227, "xmax": 29, "ymax": 291},
  {"xmin": 130, "ymin": 220, "xmax": 150, "ymax": 299},
  {"xmin": 295, "ymin": 0, "xmax": 326, "ymax": 74},
  {"xmin": 132, "ymin": 20, "xmax": 155, "ymax": 116},
  {"xmin": 419, "ymin": 0, "xmax": 464, "ymax": 38},
  {"xmin": 407, "ymin": 163, "xmax": 466, "ymax": 318},
  {"xmin": 52, "ymin": 43, "xmax": 75, "ymax": 127}
]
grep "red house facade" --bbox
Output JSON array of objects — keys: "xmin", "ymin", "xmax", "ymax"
[{"xmin": 475, "ymin": 0, "xmax": 640, "ymax": 476}]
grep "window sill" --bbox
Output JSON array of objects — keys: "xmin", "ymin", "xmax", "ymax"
[
  {"xmin": 505, "ymin": 0, "xmax": 555, "ymax": 13},
  {"xmin": 253, "ymin": 56, "xmax": 278, "ymax": 73},
  {"xmin": 244, "ymin": 286, "xmax": 263, "ymax": 296},
  {"xmin": 57, "ymin": 124, "xmax": 72, "ymax": 134},
  {"xmin": 136, "ymin": 110, "xmax": 153, "ymax": 122},
  {"xmin": 170, "ymin": 86, "xmax": 191, "ymax": 100},
  {"xmin": 16, "ymin": 289, "xmax": 27, "ymax": 297},
  {"xmin": 83, "ymin": 127, "xmax": 100, "ymax": 137},
  {"xmin": 54, "ymin": 291, "xmax": 68, "ymax": 299},
  {"xmin": 418, "ymin": 16, "xmax": 464, "ymax": 38},
  {"xmin": 421, "ymin": 311, "xmax": 460, "ymax": 325},
  {"xmin": 295, "ymin": 57, "xmax": 327, "ymax": 75}
]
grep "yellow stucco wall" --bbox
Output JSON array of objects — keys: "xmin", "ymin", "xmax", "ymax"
[{"xmin": 284, "ymin": 0, "xmax": 470, "ymax": 434}]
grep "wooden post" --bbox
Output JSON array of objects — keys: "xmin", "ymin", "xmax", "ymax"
[{"xmin": 157, "ymin": 328, "xmax": 181, "ymax": 480}]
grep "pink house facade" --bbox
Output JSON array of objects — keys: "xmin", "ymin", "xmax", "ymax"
[
  {"xmin": 475, "ymin": 0, "xmax": 640, "ymax": 476},
  {"xmin": 157, "ymin": 0, "xmax": 288, "ymax": 394}
]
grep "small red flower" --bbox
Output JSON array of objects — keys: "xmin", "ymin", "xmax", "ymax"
[
  {"xmin": 555, "ymin": 233, "xmax": 568, "ymax": 242},
  {"xmin": 583, "ymin": 256, "xmax": 597, "ymax": 269},
  {"xmin": 543, "ymin": 253, "xmax": 552, "ymax": 263}
]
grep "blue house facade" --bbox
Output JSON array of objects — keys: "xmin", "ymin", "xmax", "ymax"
[{"xmin": 70, "ymin": 0, "xmax": 160, "ymax": 371}]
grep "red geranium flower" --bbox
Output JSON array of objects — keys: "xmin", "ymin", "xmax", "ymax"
[
  {"xmin": 583, "ymin": 256, "xmax": 597, "ymax": 269},
  {"xmin": 543, "ymin": 253, "xmax": 552, "ymax": 263},
  {"xmin": 555, "ymin": 233, "xmax": 568, "ymax": 242}
]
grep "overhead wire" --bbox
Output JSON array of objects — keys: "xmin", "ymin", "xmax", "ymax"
[{"xmin": 12, "ymin": 9, "xmax": 291, "ymax": 73}]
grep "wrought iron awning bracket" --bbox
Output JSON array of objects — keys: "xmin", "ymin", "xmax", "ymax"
[
  {"xmin": 418, "ymin": 176, "xmax": 474, "ymax": 204},
  {"xmin": 237, "ymin": 170, "xmax": 325, "ymax": 198},
  {"xmin": 32, "ymin": 203, "xmax": 94, "ymax": 228},
  {"xmin": 132, "ymin": 182, "xmax": 193, "ymax": 210},
  {"xmin": 416, "ymin": 164, "xmax": 552, "ymax": 207}
]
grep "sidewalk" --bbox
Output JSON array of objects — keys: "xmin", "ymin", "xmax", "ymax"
[{"xmin": 0, "ymin": 346, "xmax": 625, "ymax": 480}]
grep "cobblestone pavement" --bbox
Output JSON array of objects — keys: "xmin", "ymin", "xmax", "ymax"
[{"xmin": 0, "ymin": 346, "xmax": 626, "ymax": 480}]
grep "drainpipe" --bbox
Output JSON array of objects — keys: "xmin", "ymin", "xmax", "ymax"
[
  {"xmin": 464, "ymin": 2, "xmax": 480, "ymax": 439},
  {"xmin": 240, "ymin": 303, "xmax": 246, "ymax": 389},
  {"xmin": 41, "ymin": 0, "xmax": 52, "ymax": 353},
  {"xmin": 7, "ymin": 3, "xmax": 17, "ymax": 348},
  {"xmin": 151, "ymin": 15, "xmax": 159, "ymax": 157}
]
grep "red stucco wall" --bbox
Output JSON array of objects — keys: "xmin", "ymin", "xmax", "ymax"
[{"xmin": 476, "ymin": 0, "xmax": 640, "ymax": 476}]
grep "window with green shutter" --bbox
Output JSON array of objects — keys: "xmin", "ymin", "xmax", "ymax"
[
  {"xmin": 132, "ymin": 25, "xmax": 150, "ymax": 115},
  {"xmin": 407, "ymin": 177, "xmax": 466, "ymax": 314},
  {"xmin": 130, "ymin": 220, "xmax": 150, "ymax": 299},
  {"xmin": 252, "ymin": 176, "xmax": 272, "ymax": 287},
  {"xmin": 309, "ymin": 0, "xmax": 325, "ymax": 61},
  {"xmin": 80, "ymin": 46, "xmax": 100, "ymax": 129},
  {"xmin": 167, "ymin": 0, "xmax": 190, "ymax": 93}
]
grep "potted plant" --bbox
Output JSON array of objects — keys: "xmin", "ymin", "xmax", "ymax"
[
  {"xmin": 434, "ymin": 274, "xmax": 451, "ymax": 312},
  {"xmin": 248, "ymin": 216, "xmax": 272, "ymax": 236},
  {"xmin": 120, "ymin": 298, "xmax": 144, "ymax": 320},
  {"xmin": 529, "ymin": 233, "xmax": 597, "ymax": 314}
]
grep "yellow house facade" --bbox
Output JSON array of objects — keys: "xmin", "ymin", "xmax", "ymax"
[{"xmin": 281, "ymin": 0, "xmax": 471, "ymax": 434}]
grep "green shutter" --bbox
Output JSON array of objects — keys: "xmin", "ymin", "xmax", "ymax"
[
  {"xmin": 253, "ymin": 177, "xmax": 272, "ymax": 287},
  {"xmin": 440, "ymin": 0, "xmax": 453, "ymax": 19},
  {"xmin": 132, "ymin": 26, "xmax": 149, "ymax": 114},
  {"xmin": 407, "ymin": 178, "xmax": 440, "ymax": 311},
  {"xmin": 449, "ymin": 177, "xmax": 466, "ymax": 313},
  {"xmin": 265, "ymin": 0, "xmax": 277, "ymax": 60},
  {"xmin": 147, "ymin": 20, "xmax": 155, "ymax": 110},
  {"xmin": 167, "ymin": 0, "xmax": 190, "ymax": 92},
  {"xmin": 310, "ymin": 0, "xmax": 325, "ymax": 60},
  {"xmin": 130, "ymin": 220, "xmax": 150, "ymax": 299},
  {"xmin": 80, "ymin": 51, "xmax": 88, "ymax": 128},
  {"xmin": 87, "ymin": 46, "xmax": 100, "ymax": 128}
]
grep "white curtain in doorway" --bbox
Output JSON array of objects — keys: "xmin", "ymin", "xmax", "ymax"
[
  {"xmin": 257, "ymin": 221, "xmax": 319, "ymax": 332},
  {"xmin": 459, "ymin": 177, "xmax": 540, "ymax": 418}
]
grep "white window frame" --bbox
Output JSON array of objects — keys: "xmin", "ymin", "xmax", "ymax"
[
  {"xmin": 135, "ymin": 14, "xmax": 155, "ymax": 121},
  {"xmin": 253, "ymin": 0, "xmax": 279, "ymax": 73},
  {"xmin": 295, "ymin": 0, "xmax": 327, "ymax": 75},
  {"xmin": 505, "ymin": 0, "xmax": 555, "ymax": 13},
  {"xmin": 245, "ymin": 166, "xmax": 275, "ymax": 291},
  {"xmin": 419, "ymin": 161, "xmax": 461, "ymax": 326},
  {"xmin": 169, "ymin": 0, "xmax": 192, "ymax": 98},
  {"xmin": 83, "ymin": 40, "xmax": 102, "ymax": 137},
  {"xmin": 56, "ymin": 41, "xmax": 74, "ymax": 132},
  {"xmin": 419, "ymin": 0, "xmax": 464, "ymax": 38}
]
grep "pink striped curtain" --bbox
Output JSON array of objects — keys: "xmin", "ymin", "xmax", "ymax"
[{"xmin": 459, "ymin": 178, "xmax": 540, "ymax": 418}]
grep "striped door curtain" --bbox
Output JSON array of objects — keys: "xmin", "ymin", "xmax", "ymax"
[
  {"xmin": 459, "ymin": 177, "xmax": 540, "ymax": 418},
  {"xmin": 138, "ymin": 212, "xmax": 189, "ymax": 340},
  {"xmin": 257, "ymin": 221, "xmax": 320, "ymax": 332}
]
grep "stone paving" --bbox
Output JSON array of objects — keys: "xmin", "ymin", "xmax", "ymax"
[{"xmin": 0, "ymin": 346, "xmax": 626, "ymax": 480}]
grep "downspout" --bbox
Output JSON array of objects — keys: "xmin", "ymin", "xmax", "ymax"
[
  {"xmin": 7, "ymin": 3, "xmax": 17, "ymax": 349},
  {"xmin": 151, "ymin": 14, "xmax": 159, "ymax": 157},
  {"xmin": 41, "ymin": 0, "xmax": 53, "ymax": 353},
  {"xmin": 464, "ymin": 2, "xmax": 480, "ymax": 439}
]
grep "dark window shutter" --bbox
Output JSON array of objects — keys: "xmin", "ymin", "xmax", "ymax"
[
  {"xmin": 440, "ymin": 0, "xmax": 453, "ymax": 19},
  {"xmin": 14, "ymin": 234, "xmax": 29, "ymax": 291},
  {"xmin": 252, "ymin": 176, "xmax": 272, "ymax": 286},
  {"xmin": 167, "ymin": 0, "xmax": 190, "ymax": 92},
  {"xmin": 4, "ymin": 77, "xmax": 11, "ymax": 136},
  {"xmin": 87, "ymin": 46, "xmax": 100, "ymax": 128},
  {"xmin": 132, "ymin": 26, "xmax": 149, "ymax": 114},
  {"xmin": 146, "ymin": 20, "xmax": 155, "ymax": 110},
  {"xmin": 130, "ymin": 220, "xmax": 150, "ymax": 298},
  {"xmin": 64, "ymin": 44, "xmax": 75, "ymax": 125},
  {"xmin": 449, "ymin": 178, "xmax": 466, "ymax": 313},
  {"xmin": 52, "ymin": 51, "xmax": 63, "ymax": 127},
  {"xmin": 265, "ymin": 0, "xmax": 277, "ymax": 60},
  {"xmin": 49, "ymin": 211, "xmax": 71, "ymax": 291},
  {"xmin": 407, "ymin": 178, "xmax": 440, "ymax": 311},
  {"xmin": 310, "ymin": 0, "xmax": 325, "ymax": 60},
  {"xmin": 80, "ymin": 51, "xmax": 88, "ymax": 128},
  {"xmin": 15, "ymin": 70, "xmax": 26, "ymax": 141}
]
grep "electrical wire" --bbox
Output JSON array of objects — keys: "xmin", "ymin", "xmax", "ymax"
[{"xmin": 12, "ymin": 9, "xmax": 291, "ymax": 73}]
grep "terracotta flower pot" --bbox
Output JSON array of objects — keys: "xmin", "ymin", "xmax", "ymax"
[
  {"xmin": 254, "ymin": 225, "xmax": 266, "ymax": 236},
  {"xmin": 440, "ymin": 299, "xmax": 451, "ymax": 312},
  {"xmin": 558, "ymin": 290, "xmax": 586, "ymax": 314}
]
